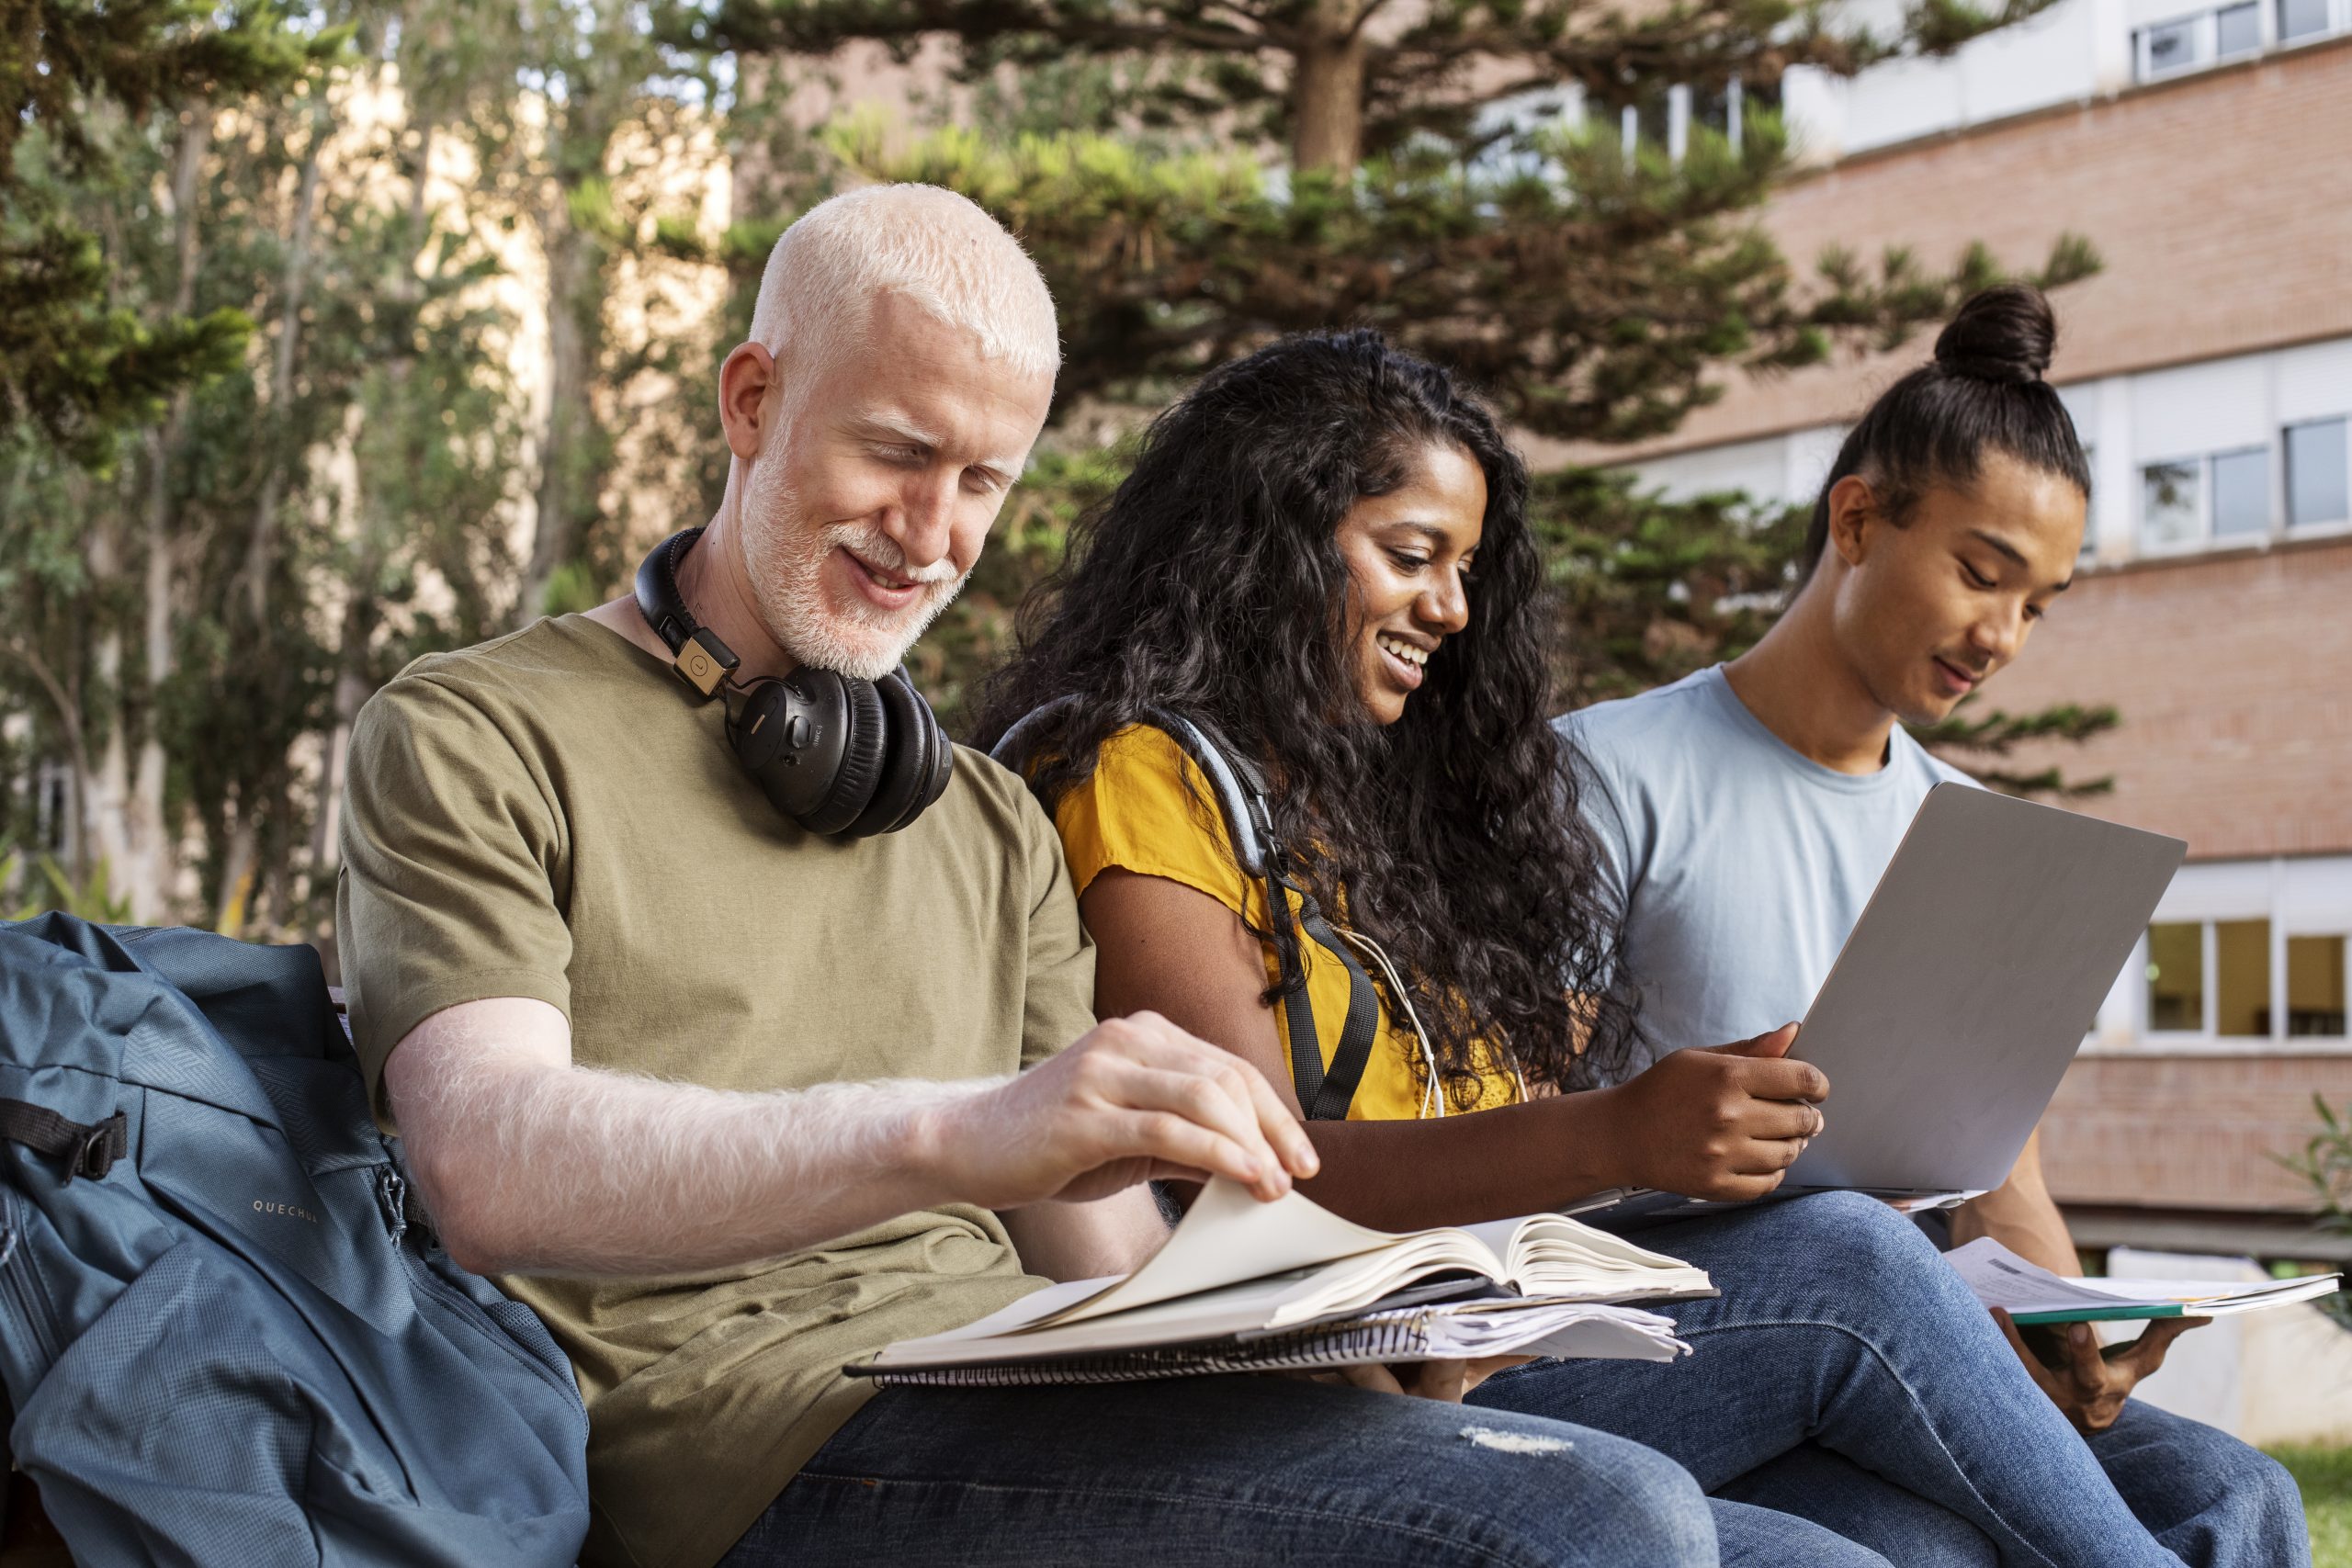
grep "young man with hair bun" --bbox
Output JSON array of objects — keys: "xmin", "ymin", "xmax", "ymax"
[{"xmin": 1566, "ymin": 284, "xmax": 2308, "ymax": 1567}]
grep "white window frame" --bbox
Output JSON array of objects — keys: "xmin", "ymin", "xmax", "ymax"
[
  {"xmin": 2214, "ymin": 0, "xmax": 2266, "ymax": 54},
  {"xmin": 2114, "ymin": 856, "xmax": 2352, "ymax": 1055},
  {"xmin": 2143, "ymin": 920, "xmax": 2214, "ymax": 1038},
  {"xmin": 2207, "ymin": 443, "xmax": 2276, "ymax": 540},
  {"xmin": 2137, "ymin": 446, "xmax": 2281, "ymax": 554},
  {"xmin": 2138, "ymin": 918, "xmax": 2351, "ymax": 1046},
  {"xmin": 2283, "ymin": 414, "xmax": 2352, "ymax": 537},
  {"xmin": 2277, "ymin": 0, "xmax": 2350, "ymax": 46},
  {"xmin": 2138, "ymin": 453, "xmax": 2212, "ymax": 555},
  {"xmin": 2136, "ymin": 10, "xmax": 2213, "ymax": 78}
]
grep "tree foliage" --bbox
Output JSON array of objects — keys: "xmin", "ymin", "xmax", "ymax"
[
  {"xmin": 0, "ymin": 0, "xmax": 339, "ymax": 464},
  {"xmin": 686, "ymin": 0, "xmax": 2075, "ymax": 174}
]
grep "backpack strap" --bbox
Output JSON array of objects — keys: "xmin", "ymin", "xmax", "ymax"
[
  {"xmin": 0, "ymin": 1101, "xmax": 127, "ymax": 1183},
  {"xmin": 992, "ymin": 701, "xmax": 1382, "ymax": 1122}
]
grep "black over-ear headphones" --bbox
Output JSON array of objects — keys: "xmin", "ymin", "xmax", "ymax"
[{"xmin": 635, "ymin": 526, "xmax": 954, "ymax": 838}]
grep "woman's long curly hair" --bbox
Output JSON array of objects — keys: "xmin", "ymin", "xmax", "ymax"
[{"xmin": 973, "ymin": 330, "xmax": 1638, "ymax": 1102}]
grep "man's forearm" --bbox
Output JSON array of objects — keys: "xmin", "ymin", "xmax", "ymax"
[
  {"xmin": 394, "ymin": 1006, "xmax": 997, "ymax": 1276},
  {"xmin": 1951, "ymin": 1131, "xmax": 2079, "ymax": 1277}
]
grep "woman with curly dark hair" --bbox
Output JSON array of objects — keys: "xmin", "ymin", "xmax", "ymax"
[{"xmin": 976, "ymin": 329, "xmax": 2191, "ymax": 1568}]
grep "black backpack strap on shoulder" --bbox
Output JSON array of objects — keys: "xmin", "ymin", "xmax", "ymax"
[
  {"xmin": 0, "ymin": 1101, "xmax": 127, "ymax": 1183},
  {"xmin": 1277, "ymin": 876, "xmax": 1383, "ymax": 1122},
  {"xmin": 991, "ymin": 700, "xmax": 1384, "ymax": 1122},
  {"xmin": 1160, "ymin": 716, "xmax": 1381, "ymax": 1123}
]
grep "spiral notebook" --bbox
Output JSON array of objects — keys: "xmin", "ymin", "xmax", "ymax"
[{"xmin": 850, "ymin": 1178, "xmax": 1712, "ymax": 1386}]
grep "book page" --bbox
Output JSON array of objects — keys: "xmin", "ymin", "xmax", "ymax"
[
  {"xmin": 1036, "ymin": 1177, "xmax": 1434, "ymax": 1327},
  {"xmin": 1463, "ymin": 1213, "xmax": 1712, "ymax": 1302},
  {"xmin": 1949, "ymin": 1238, "xmax": 2343, "ymax": 1317}
]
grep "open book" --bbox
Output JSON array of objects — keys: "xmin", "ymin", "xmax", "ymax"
[
  {"xmin": 1949, "ymin": 1238, "xmax": 2343, "ymax": 1325},
  {"xmin": 851, "ymin": 1178, "xmax": 1715, "ymax": 1386}
]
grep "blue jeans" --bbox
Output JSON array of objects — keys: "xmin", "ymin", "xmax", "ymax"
[
  {"xmin": 1721, "ymin": 1366, "xmax": 2312, "ymax": 1568},
  {"xmin": 718, "ymin": 1372, "xmax": 1893, "ymax": 1566},
  {"xmin": 1468, "ymin": 1191, "xmax": 2191, "ymax": 1567}
]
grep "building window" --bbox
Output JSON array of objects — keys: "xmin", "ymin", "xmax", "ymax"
[
  {"xmin": 2216, "ymin": 0, "xmax": 2264, "ymax": 51},
  {"xmin": 2142, "ymin": 460, "xmax": 2201, "ymax": 548},
  {"xmin": 2279, "ymin": 0, "xmax": 2334, "ymax": 40},
  {"xmin": 2147, "ymin": 921, "xmax": 2204, "ymax": 1032},
  {"xmin": 2139, "ymin": 16, "xmax": 2204, "ymax": 74},
  {"xmin": 2211, "ymin": 446, "xmax": 2271, "ymax": 536},
  {"xmin": 2215, "ymin": 919, "xmax": 2271, "ymax": 1036},
  {"xmin": 2286, "ymin": 416, "xmax": 2350, "ymax": 529},
  {"xmin": 2288, "ymin": 935, "xmax": 2349, "ymax": 1036},
  {"xmin": 2141, "ymin": 446, "xmax": 2276, "ymax": 549},
  {"xmin": 2143, "ymin": 919, "xmax": 2352, "ymax": 1040}
]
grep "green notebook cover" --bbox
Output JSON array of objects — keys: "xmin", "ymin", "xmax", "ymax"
[{"xmin": 2008, "ymin": 1303, "xmax": 2193, "ymax": 1325}]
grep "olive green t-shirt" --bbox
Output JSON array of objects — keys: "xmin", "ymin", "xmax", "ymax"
[{"xmin": 334, "ymin": 615, "xmax": 1095, "ymax": 1568}]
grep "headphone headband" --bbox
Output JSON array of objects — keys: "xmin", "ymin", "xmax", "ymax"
[{"xmin": 635, "ymin": 527, "xmax": 743, "ymax": 698}]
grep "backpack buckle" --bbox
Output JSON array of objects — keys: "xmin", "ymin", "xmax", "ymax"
[{"xmin": 67, "ymin": 1114, "xmax": 127, "ymax": 1183}]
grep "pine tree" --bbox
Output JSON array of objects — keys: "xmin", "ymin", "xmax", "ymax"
[
  {"xmin": 0, "ymin": 0, "xmax": 335, "ymax": 466},
  {"xmin": 682, "ymin": 6, "xmax": 2112, "ymax": 784},
  {"xmin": 690, "ymin": 0, "xmax": 2068, "ymax": 178}
]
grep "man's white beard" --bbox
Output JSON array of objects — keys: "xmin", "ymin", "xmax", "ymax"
[{"xmin": 739, "ymin": 457, "xmax": 967, "ymax": 682}]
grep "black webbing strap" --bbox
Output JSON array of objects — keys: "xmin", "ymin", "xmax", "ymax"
[
  {"xmin": 1286, "ymin": 886, "xmax": 1383, "ymax": 1122},
  {"xmin": 1243, "ymin": 793, "xmax": 1382, "ymax": 1123},
  {"xmin": 0, "ymin": 1101, "xmax": 126, "ymax": 1183}
]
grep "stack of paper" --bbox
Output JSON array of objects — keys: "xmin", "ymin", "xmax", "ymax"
[
  {"xmin": 1948, "ymin": 1238, "xmax": 2342, "ymax": 1325},
  {"xmin": 853, "ymin": 1178, "xmax": 1713, "ymax": 1385}
]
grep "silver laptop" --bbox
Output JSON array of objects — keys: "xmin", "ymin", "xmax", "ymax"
[{"xmin": 1575, "ymin": 783, "xmax": 2186, "ymax": 1227}]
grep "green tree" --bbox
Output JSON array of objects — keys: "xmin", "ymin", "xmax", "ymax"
[
  {"xmin": 686, "ymin": 6, "xmax": 2112, "ymax": 784},
  {"xmin": 690, "ymin": 0, "xmax": 2062, "ymax": 178},
  {"xmin": 0, "ymin": 1, "xmax": 530, "ymax": 931},
  {"xmin": 0, "ymin": 0, "xmax": 336, "ymax": 466}
]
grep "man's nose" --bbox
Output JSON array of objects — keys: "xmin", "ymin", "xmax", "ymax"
[
  {"xmin": 1974, "ymin": 600, "xmax": 2027, "ymax": 663},
  {"xmin": 884, "ymin": 470, "xmax": 959, "ymax": 570}
]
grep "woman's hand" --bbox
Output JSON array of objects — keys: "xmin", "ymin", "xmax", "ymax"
[{"xmin": 1598, "ymin": 1024, "xmax": 1829, "ymax": 1201}]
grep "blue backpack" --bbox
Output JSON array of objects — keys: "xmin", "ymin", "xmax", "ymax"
[{"xmin": 0, "ymin": 915, "xmax": 588, "ymax": 1566}]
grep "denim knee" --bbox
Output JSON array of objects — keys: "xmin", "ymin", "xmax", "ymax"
[
  {"xmin": 2198, "ymin": 1435, "xmax": 2305, "ymax": 1538},
  {"xmin": 1773, "ymin": 1190, "xmax": 1942, "ymax": 1269},
  {"xmin": 1503, "ymin": 1431, "xmax": 1715, "ymax": 1568}
]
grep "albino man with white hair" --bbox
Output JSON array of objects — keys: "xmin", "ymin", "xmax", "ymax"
[{"xmin": 338, "ymin": 184, "xmax": 1724, "ymax": 1568}]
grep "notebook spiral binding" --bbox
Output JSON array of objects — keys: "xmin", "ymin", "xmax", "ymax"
[{"xmin": 849, "ymin": 1311, "xmax": 1439, "ymax": 1388}]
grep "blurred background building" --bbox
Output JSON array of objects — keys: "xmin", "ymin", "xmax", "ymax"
[{"xmin": 1600, "ymin": 7, "xmax": 2352, "ymax": 1267}]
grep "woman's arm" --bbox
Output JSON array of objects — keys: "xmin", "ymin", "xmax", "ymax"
[{"xmin": 1082, "ymin": 869, "xmax": 1828, "ymax": 1232}]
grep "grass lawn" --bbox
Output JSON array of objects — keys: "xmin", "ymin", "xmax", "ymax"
[{"xmin": 2271, "ymin": 1446, "xmax": 2352, "ymax": 1567}]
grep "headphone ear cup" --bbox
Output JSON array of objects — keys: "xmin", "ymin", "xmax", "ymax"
[
  {"xmin": 797, "ymin": 671, "xmax": 886, "ymax": 837},
  {"xmin": 844, "ymin": 669, "xmax": 952, "ymax": 838}
]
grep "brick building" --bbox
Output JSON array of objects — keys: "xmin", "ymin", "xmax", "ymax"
[{"xmin": 1597, "ymin": 14, "xmax": 2352, "ymax": 1256}]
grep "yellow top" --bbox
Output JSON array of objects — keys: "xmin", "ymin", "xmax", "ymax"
[{"xmin": 1052, "ymin": 723, "xmax": 1521, "ymax": 1121}]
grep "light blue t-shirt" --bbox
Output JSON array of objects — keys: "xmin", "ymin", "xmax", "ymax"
[{"xmin": 1558, "ymin": 664, "xmax": 1975, "ymax": 1080}]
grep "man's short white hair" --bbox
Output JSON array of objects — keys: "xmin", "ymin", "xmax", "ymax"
[{"xmin": 746, "ymin": 184, "xmax": 1059, "ymax": 380}]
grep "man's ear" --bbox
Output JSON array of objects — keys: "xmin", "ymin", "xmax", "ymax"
[
  {"xmin": 718, "ymin": 342, "xmax": 777, "ymax": 462},
  {"xmin": 1826, "ymin": 474, "xmax": 1880, "ymax": 570}
]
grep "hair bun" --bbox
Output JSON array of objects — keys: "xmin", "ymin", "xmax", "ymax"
[{"xmin": 1933, "ymin": 284, "xmax": 2057, "ymax": 386}]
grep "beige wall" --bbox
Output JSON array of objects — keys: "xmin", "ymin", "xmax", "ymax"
[
  {"xmin": 1600, "ymin": 34, "xmax": 2352, "ymax": 463},
  {"xmin": 1985, "ymin": 534, "xmax": 2352, "ymax": 862},
  {"xmin": 2043, "ymin": 1053, "xmax": 2352, "ymax": 1210}
]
